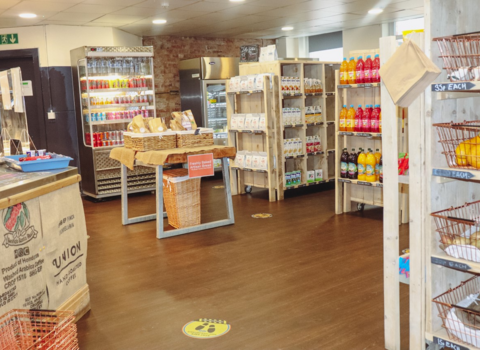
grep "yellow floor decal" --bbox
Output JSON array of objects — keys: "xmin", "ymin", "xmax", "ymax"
[
  {"xmin": 252, "ymin": 213, "xmax": 273, "ymax": 219},
  {"xmin": 183, "ymin": 319, "xmax": 231, "ymax": 339}
]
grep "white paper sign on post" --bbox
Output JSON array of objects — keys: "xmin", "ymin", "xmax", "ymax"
[{"xmin": 0, "ymin": 70, "xmax": 11, "ymax": 110}]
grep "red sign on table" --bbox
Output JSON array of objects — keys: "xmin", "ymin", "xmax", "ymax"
[{"xmin": 187, "ymin": 153, "xmax": 214, "ymax": 178}]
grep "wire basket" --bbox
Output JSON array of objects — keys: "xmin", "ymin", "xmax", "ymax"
[
  {"xmin": 163, "ymin": 168, "xmax": 201, "ymax": 229},
  {"xmin": 431, "ymin": 200, "xmax": 480, "ymax": 263},
  {"xmin": 434, "ymin": 121, "xmax": 480, "ymax": 169},
  {"xmin": 0, "ymin": 309, "xmax": 78, "ymax": 350},
  {"xmin": 433, "ymin": 33, "xmax": 480, "ymax": 81},
  {"xmin": 433, "ymin": 276, "xmax": 480, "ymax": 347}
]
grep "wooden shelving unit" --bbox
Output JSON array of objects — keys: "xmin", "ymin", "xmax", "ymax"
[
  {"xmin": 334, "ymin": 73, "xmax": 384, "ymax": 213},
  {"xmin": 239, "ymin": 60, "xmax": 341, "ymax": 194},
  {"xmin": 227, "ymin": 76, "xmax": 281, "ymax": 202}
]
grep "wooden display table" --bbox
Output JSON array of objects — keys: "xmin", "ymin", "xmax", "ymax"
[
  {"xmin": 110, "ymin": 145, "xmax": 236, "ymax": 239},
  {"xmin": 0, "ymin": 165, "xmax": 89, "ymax": 322}
]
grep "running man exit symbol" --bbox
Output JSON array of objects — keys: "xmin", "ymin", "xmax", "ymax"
[{"xmin": 0, "ymin": 34, "xmax": 18, "ymax": 45}]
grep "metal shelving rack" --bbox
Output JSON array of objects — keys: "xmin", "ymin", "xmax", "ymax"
[{"xmin": 70, "ymin": 46, "xmax": 157, "ymax": 199}]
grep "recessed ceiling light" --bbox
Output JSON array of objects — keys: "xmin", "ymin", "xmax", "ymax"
[
  {"xmin": 152, "ymin": 19, "xmax": 167, "ymax": 24},
  {"xmin": 282, "ymin": 26, "xmax": 294, "ymax": 31},
  {"xmin": 368, "ymin": 8, "xmax": 383, "ymax": 14},
  {"xmin": 19, "ymin": 13, "xmax": 37, "ymax": 18}
]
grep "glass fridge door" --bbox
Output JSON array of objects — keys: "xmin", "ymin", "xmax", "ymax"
[{"xmin": 202, "ymin": 80, "xmax": 227, "ymax": 147}]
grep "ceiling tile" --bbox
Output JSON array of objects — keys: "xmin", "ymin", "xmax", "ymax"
[
  {"xmin": 6, "ymin": 1, "xmax": 76, "ymax": 13},
  {"xmin": 61, "ymin": 4, "xmax": 125, "ymax": 14},
  {"xmin": 134, "ymin": 0, "xmax": 198, "ymax": 9},
  {"xmin": 254, "ymin": 0, "xmax": 310, "ymax": 7},
  {"xmin": 133, "ymin": 9, "xmax": 209, "ymax": 24},
  {"xmin": 37, "ymin": 19, "xmax": 88, "ymax": 25},
  {"xmin": 174, "ymin": 1, "xmax": 241, "ymax": 12},
  {"xmin": 49, "ymin": 12, "xmax": 102, "ymax": 22},
  {"xmin": 0, "ymin": 0, "xmax": 20, "ymax": 10},
  {"xmin": 91, "ymin": 14, "xmax": 147, "ymax": 24},
  {"xmin": 83, "ymin": 0, "xmax": 145, "ymax": 6},
  {"xmin": 109, "ymin": 6, "xmax": 167, "ymax": 16},
  {"xmin": 0, "ymin": 17, "xmax": 43, "ymax": 26},
  {"xmin": 0, "ymin": 9, "xmax": 58, "ymax": 18},
  {"xmin": 214, "ymin": 4, "xmax": 278, "ymax": 16}
]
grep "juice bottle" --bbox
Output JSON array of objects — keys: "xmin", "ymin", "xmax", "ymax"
[
  {"xmin": 346, "ymin": 105, "xmax": 355, "ymax": 132},
  {"xmin": 339, "ymin": 105, "xmax": 347, "ymax": 131},
  {"xmin": 379, "ymin": 156, "xmax": 383, "ymax": 183},
  {"xmin": 362, "ymin": 105, "xmax": 371, "ymax": 132},
  {"xmin": 340, "ymin": 148, "xmax": 348, "ymax": 178},
  {"xmin": 374, "ymin": 149, "xmax": 382, "ymax": 181},
  {"xmin": 366, "ymin": 148, "xmax": 377, "ymax": 182},
  {"xmin": 378, "ymin": 107, "xmax": 382, "ymax": 133},
  {"xmin": 357, "ymin": 149, "xmax": 366, "ymax": 180},
  {"xmin": 372, "ymin": 54, "xmax": 381, "ymax": 83},
  {"xmin": 340, "ymin": 57, "xmax": 348, "ymax": 84},
  {"xmin": 347, "ymin": 57, "xmax": 356, "ymax": 84},
  {"xmin": 356, "ymin": 56, "xmax": 365, "ymax": 84},
  {"xmin": 354, "ymin": 105, "xmax": 363, "ymax": 132},
  {"xmin": 371, "ymin": 104, "xmax": 380, "ymax": 133},
  {"xmin": 348, "ymin": 148, "xmax": 358, "ymax": 179},
  {"xmin": 364, "ymin": 55, "xmax": 372, "ymax": 83}
]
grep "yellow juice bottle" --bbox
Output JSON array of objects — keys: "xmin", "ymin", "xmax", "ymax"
[
  {"xmin": 346, "ymin": 105, "xmax": 355, "ymax": 132},
  {"xmin": 366, "ymin": 148, "xmax": 377, "ymax": 182},
  {"xmin": 339, "ymin": 105, "xmax": 347, "ymax": 131},
  {"xmin": 340, "ymin": 57, "xmax": 348, "ymax": 84},
  {"xmin": 374, "ymin": 149, "xmax": 381, "ymax": 181},
  {"xmin": 347, "ymin": 57, "xmax": 357, "ymax": 84},
  {"xmin": 357, "ymin": 149, "xmax": 366, "ymax": 180}
]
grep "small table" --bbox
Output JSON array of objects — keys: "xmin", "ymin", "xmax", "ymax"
[{"xmin": 110, "ymin": 145, "xmax": 236, "ymax": 239}]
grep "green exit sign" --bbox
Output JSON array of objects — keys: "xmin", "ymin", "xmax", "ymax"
[{"xmin": 0, "ymin": 34, "xmax": 18, "ymax": 45}]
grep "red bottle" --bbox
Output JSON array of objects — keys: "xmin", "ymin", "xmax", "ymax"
[
  {"xmin": 372, "ymin": 54, "xmax": 381, "ymax": 83},
  {"xmin": 371, "ymin": 104, "xmax": 380, "ymax": 132},
  {"xmin": 362, "ymin": 105, "xmax": 372, "ymax": 132},
  {"xmin": 364, "ymin": 55, "xmax": 372, "ymax": 83},
  {"xmin": 356, "ymin": 56, "xmax": 365, "ymax": 84},
  {"xmin": 354, "ymin": 105, "xmax": 363, "ymax": 132}
]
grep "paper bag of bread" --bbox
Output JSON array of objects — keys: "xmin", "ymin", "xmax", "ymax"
[
  {"xmin": 169, "ymin": 118, "xmax": 185, "ymax": 131},
  {"xmin": 184, "ymin": 110, "xmax": 197, "ymax": 130},
  {"xmin": 148, "ymin": 118, "xmax": 168, "ymax": 133},
  {"xmin": 131, "ymin": 115, "xmax": 147, "ymax": 133},
  {"xmin": 172, "ymin": 111, "xmax": 193, "ymax": 130}
]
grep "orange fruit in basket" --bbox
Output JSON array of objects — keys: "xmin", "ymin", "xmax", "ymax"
[
  {"xmin": 456, "ymin": 142, "xmax": 469, "ymax": 165},
  {"xmin": 465, "ymin": 137, "xmax": 480, "ymax": 168}
]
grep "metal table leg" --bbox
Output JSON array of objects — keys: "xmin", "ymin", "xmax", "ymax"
[{"xmin": 156, "ymin": 165, "xmax": 164, "ymax": 239}]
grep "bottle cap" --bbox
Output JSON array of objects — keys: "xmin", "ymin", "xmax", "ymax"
[
  {"xmin": 343, "ymin": 105, "xmax": 347, "ymax": 107},
  {"xmin": 358, "ymin": 56, "xmax": 362, "ymax": 59},
  {"xmin": 367, "ymin": 55, "xmax": 371, "ymax": 58},
  {"xmin": 375, "ymin": 54, "xmax": 379, "ymax": 58},
  {"xmin": 350, "ymin": 57, "xmax": 354, "ymax": 60},
  {"xmin": 358, "ymin": 104, "xmax": 362, "ymax": 108},
  {"xmin": 350, "ymin": 105, "xmax": 354, "ymax": 107},
  {"xmin": 344, "ymin": 57, "xmax": 347, "ymax": 60}
]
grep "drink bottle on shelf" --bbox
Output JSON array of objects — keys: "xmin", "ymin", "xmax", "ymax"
[
  {"xmin": 374, "ymin": 149, "xmax": 382, "ymax": 181},
  {"xmin": 348, "ymin": 148, "xmax": 358, "ymax": 179},
  {"xmin": 355, "ymin": 105, "xmax": 363, "ymax": 132},
  {"xmin": 346, "ymin": 105, "xmax": 355, "ymax": 132},
  {"xmin": 366, "ymin": 148, "xmax": 377, "ymax": 182},
  {"xmin": 340, "ymin": 58, "xmax": 348, "ymax": 84},
  {"xmin": 371, "ymin": 104, "xmax": 380, "ymax": 133},
  {"xmin": 348, "ymin": 57, "xmax": 357, "ymax": 84},
  {"xmin": 356, "ymin": 56, "xmax": 365, "ymax": 84},
  {"xmin": 379, "ymin": 156, "xmax": 383, "ymax": 183},
  {"xmin": 372, "ymin": 54, "xmax": 381, "ymax": 83},
  {"xmin": 340, "ymin": 148, "xmax": 349, "ymax": 178},
  {"xmin": 364, "ymin": 55, "xmax": 372, "ymax": 83},
  {"xmin": 362, "ymin": 104, "xmax": 372, "ymax": 132},
  {"xmin": 357, "ymin": 149, "xmax": 366, "ymax": 181},
  {"xmin": 339, "ymin": 105, "xmax": 347, "ymax": 131}
]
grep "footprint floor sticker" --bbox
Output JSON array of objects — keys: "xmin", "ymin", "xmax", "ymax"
[{"xmin": 183, "ymin": 319, "xmax": 230, "ymax": 339}]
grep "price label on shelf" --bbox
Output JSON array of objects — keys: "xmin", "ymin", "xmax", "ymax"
[
  {"xmin": 433, "ymin": 336, "xmax": 469, "ymax": 350},
  {"xmin": 431, "ymin": 82, "xmax": 476, "ymax": 92},
  {"xmin": 432, "ymin": 169, "xmax": 474, "ymax": 180},
  {"xmin": 431, "ymin": 257, "xmax": 471, "ymax": 271}
]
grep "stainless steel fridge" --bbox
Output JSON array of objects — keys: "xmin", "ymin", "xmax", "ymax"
[{"xmin": 179, "ymin": 57, "xmax": 239, "ymax": 149}]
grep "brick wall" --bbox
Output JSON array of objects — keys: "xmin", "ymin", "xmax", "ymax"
[{"xmin": 142, "ymin": 35, "xmax": 275, "ymax": 120}]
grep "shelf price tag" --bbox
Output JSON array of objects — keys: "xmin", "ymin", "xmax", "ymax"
[
  {"xmin": 432, "ymin": 82, "xmax": 476, "ymax": 92},
  {"xmin": 432, "ymin": 168, "xmax": 474, "ymax": 180},
  {"xmin": 338, "ymin": 179, "xmax": 351, "ymax": 183},
  {"xmin": 433, "ymin": 336, "xmax": 470, "ymax": 350},
  {"xmin": 431, "ymin": 257, "xmax": 471, "ymax": 271},
  {"xmin": 357, "ymin": 181, "xmax": 372, "ymax": 186}
]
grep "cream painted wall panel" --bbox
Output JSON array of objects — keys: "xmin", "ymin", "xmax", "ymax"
[
  {"xmin": 0, "ymin": 26, "xmax": 48, "ymax": 66},
  {"xmin": 343, "ymin": 24, "xmax": 382, "ymax": 57},
  {"xmin": 112, "ymin": 28, "xmax": 142, "ymax": 47}
]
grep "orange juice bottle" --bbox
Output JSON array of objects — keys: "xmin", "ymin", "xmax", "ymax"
[
  {"xmin": 346, "ymin": 105, "xmax": 355, "ymax": 132},
  {"xmin": 339, "ymin": 105, "xmax": 347, "ymax": 131},
  {"xmin": 357, "ymin": 149, "xmax": 366, "ymax": 180},
  {"xmin": 366, "ymin": 148, "xmax": 377, "ymax": 182},
  {"xmin": 347, "ymin": 57, "xmax": 357, "ymax": 84},
  {"xmin": 340, "ymin": 57, "xmax": 348, "ymax": 84},
  {"xmin": 374, "ymin": 149, "xmax": 382, "ymax": 181}
]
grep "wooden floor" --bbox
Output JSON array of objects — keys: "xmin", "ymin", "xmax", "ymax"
[{"xmin": 77, "ymin": 178, "xmax": 410, "ymax": 349}]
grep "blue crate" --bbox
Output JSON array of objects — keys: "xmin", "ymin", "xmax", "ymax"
[{"xmin": 4, "ymin": 154, "xmax": 72, "ymax": 172}]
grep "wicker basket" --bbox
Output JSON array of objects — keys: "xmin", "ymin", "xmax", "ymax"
[
  {"xmin": 124, "ymin": 132, "xmax": 176, "ymax": 151},
  {"xmin": 176, "ymin": 128, "xmax": 214, "ymax": 148},
  {"xmin": 433, "ymin": 276, "xmax": 480, "ymax": 347},
  {"xmin": 163, "ymin": 168, "xmax": 201, "ymax": 229},
  {"xmin": 0, "ymin": 309, "xmax": 78, "ymax": 350}
]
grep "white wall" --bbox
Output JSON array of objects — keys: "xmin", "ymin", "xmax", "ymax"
[
  {"xmin": 0, "ymin": 25, "xmax": 142, "ymax": 67},
  {"xmin": 342, "ymin": 24, "xmax": 382, "ymax": 58}
]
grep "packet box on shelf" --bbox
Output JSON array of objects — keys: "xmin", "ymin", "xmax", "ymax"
[
  {"xmin": 315, "ymin": 169, "xmax": 323, "ymax": 181},
  {"xmin": 252, "ymin": 154, "xmax": 261, "ymax": 169},
  {"xmin": 245, "ymin": 152, "xmax": 253, "ymax": 168},
  {"xmin": 251, "ymin": 115, "xmax": 260, "ymax": 130},
  {"xmin": 235, "ymin": 151, "xmax": 246, "ymax": 168},
  {"xmin": 259, "ymin": 115, "xmax": 266, "ymax": 130},
  {"xmin": 307, "ymin": 170, "xmax": 315, "ymax": 183}
]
